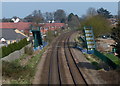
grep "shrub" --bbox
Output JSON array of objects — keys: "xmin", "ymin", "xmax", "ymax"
[
  {"xmin": 1, "ymin": 38, "xmax": 29, "ymax": 58},
  {"xmin": 24, "ymin": 46, "xmax": 33, "ymax": 55}
]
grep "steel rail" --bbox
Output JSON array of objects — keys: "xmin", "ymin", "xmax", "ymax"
[
  {"xmin": 67, "ymin": 36, "xmax": 88, "ymax": 86},
  {"xmin": 64, "ymin": 31, "xmax": 88, "ymax": 85}
]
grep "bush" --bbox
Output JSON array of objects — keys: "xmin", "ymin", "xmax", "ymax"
[
  {"xmin": 81, "ymin": 15, "xmax": 111, "ymax": 38},
  {"xmin": 1, "ymin": 38, "xmax": 29, "ymax": 58},
  {"xmin": 24, "ymin": 46, "xmax": 33, "ymax": 55}
]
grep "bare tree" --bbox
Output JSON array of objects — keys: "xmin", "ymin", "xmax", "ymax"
[
  {"xmin": 44, "ymin": 12, "xmax": 54, "ymax": 22},
  {"xmin": 54, "ymin": 9, "xmax": 66, "ymax": 23},
  {"xmin": 32, "ymin": 10, "xmax": 44, "ymax": 24},
  {"xmin": 24, "ymin": 10, "xmax": 44, "ymax": 23},
  {"xmin": 86, "ymin": 7, "xmax": 98, "ymax": 18}
]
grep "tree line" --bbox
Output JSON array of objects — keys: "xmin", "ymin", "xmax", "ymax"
[
  {"xmin": 2, "ymin": 9, "xmax": 81, "ymax": 29},
  {"xmin": 81, "ymin": 7, "xmax": 120, "ymax": 58},
  {"xmin": 80, "ymin": 7, "xmax": 115, "ymax": 37},
  {"xmin": 2, "ymin": 8, "xmax": 115, "ymax": 29},
  {"xmin": 1, "ymin": 7, "xmax": 120, "ymax": 57}
]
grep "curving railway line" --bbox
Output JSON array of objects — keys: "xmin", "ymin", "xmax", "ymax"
[
  {"xmin": 40, "ymin": 30, "xmax": 88, "ymax": 85},
  {"xmin": 64, "ymin": 33, "xmax": 88, "ymax": 85}
]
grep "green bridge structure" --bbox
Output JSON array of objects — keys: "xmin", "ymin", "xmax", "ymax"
[
  {"xmin": 84, "ymin": 26, "xmax": 96, "ymax": 53},
  {"xmin": 31, "ymin": 26, "xmax": 43, "ymax": 48},
  {"xmin": 83, "ymin": 26, "xmax": 118, "ymax": 69}
]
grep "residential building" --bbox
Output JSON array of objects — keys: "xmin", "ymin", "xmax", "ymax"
[
  {"xmin": 0, "ymin": 28, "xmax": 27, "ymax": 47},
  {"xmin": 0, "ymin": 22, "xmax": 65, "ymax": 35},
  {"xmin": 108, "ymin": 18, "xmax": 118, "ymax": 27}
]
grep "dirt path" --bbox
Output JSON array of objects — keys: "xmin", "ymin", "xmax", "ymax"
[{"xmin": 32, "ymin": 46, "xmax": 49, "ymax": 84}]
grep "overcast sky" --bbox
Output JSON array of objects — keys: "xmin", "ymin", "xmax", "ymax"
[{"xmin": 2, "ymin": 2, "xmax": 118, "ymax": 18}]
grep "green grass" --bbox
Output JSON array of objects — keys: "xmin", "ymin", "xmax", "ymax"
[
  {"xmin": 2, "ymin": 46, "xmax": 47, "ymax": 84},
  {"xmin": 105, "ymin": 54, "xmax": 120, "ymax": 66},
  {"xmin": 19, "ymin": 54, "xmax": 28, "ymax": 60},
  {"xmin": 84, "ymin": 54, "xmax": 102, "ymax": 70},
  {"xmin": 91, "ymin": 61, "xmax": 101, "ymax": 70}
]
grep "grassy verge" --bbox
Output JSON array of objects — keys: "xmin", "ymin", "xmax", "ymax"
[
  {"xmin": 2, "ymin": 46, "xmax": 47, "ymax": 84},
  {"xmin": 104, "ymin": 53, "xmax": 120, "ymax": 66},
  {"xmin": 84, "ymin": 54, "xmax": 102, "ymax": 70},
  {"xmin": 76, "ymin": 35, "xmax": 111, "ymax": 70}
]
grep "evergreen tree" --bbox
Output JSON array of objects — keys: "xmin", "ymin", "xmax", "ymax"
[
  {"xmin": 97, "ymin": 8, "xmax": 113, "ymax": 18},
  {"xmin": 111, "ymin": 21, "xmax": 120, "ymax": 58},
  {"xmin": 67, "ymin": 13, "xmax": 80, "ymax": 28}
]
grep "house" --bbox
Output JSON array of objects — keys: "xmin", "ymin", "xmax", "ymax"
[
  {"xmin": 0, "ymin": 28, "xmax": 27, "ymax": 46},
  {"xmin": 0, "ymin": 22, "xmax": 66, "ymax": 47},
  {"xmin": 31, "ymin": 23, "xmax": 65, "ymax": 34},
  {"xmin": 0, "ymin": 22, "xmax": 66, "ymax": 43},
  {"xmin": 0, "ymin": 22, "xmax": 65, "ymax": 35},
  {"xmin": 108, "ymin": 18, "xmax": 118, "ymax": 27},
  {"xmin": 41, "ymin": 23, "xmax": 65, "ymax": 34},
  {"xmin": 0, "ymin": 22, "xmax": 32, "ymax": 36},
  {"xmin": 96, "ymin": 38, "xmax": 115, "ymax": 52},
  {"xmin": 14, "ymin": 22, "xmax": 32, "ymax": 35}
]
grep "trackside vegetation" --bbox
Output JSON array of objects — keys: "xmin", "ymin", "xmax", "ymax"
[
  {"xmin": 2, "ymin": 46, "xmax": 47, "ymax": 84},
  {"xmin": 81, "ymin": 15, "xmax": 111, "ymax": 38},
  {"xmin": 1, "ymin": 38, "xmax": 29, "ymax": 58}
]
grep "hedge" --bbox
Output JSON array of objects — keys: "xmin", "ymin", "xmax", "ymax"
[{"xmin": 1, "ymin": 38, "xmax": 29, "ymax": 58}]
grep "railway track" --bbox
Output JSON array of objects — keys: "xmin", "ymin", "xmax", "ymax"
[
  {"xmin": 40, "ymin": 30, "xmax": 88, "ymax": 85},
  {"xmin": 64, "ymin": 32, "xmax": 88, "ymax": 85},
  {"xmin": 48, "ymin": 34, "xmax": 65, "ymax": 84}
]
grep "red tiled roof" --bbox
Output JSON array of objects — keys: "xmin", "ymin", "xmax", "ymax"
[
  {"xmin": 0, "ymin": 22, "xmax": 65, "ymax": 31},
  {"xmin": 0, "ymin": 22, "xmax": 31, "ymax": 30},
  {"xmin": 44, "ymin": 23, "xmax": 64, "ymax": 27},
  {"xmin": 0, "ymin": 22, "xmax": 15, "ymax": 29},
  {"xmin": 14, "ymin": 22, "xmax": 32, "ymax": 30}
]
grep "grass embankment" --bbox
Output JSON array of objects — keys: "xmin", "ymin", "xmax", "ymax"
[
  {"xmin": 76, "ymin": 33, "xmax": 120, "ymax": 69},
  {"xmin": 84, "ymin": 54, "xmax": 102, "ymax": 70},
  {"xmin": 2, "ymin": 46, "xmax": 47, "ymax": 84},
  {"xmin": 76, "ymin": 35, "xmax": 104, "ymax": 70},
  {"xmin": 104, "ymin": 54, "xmax": 120, "ymax": 66}
]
